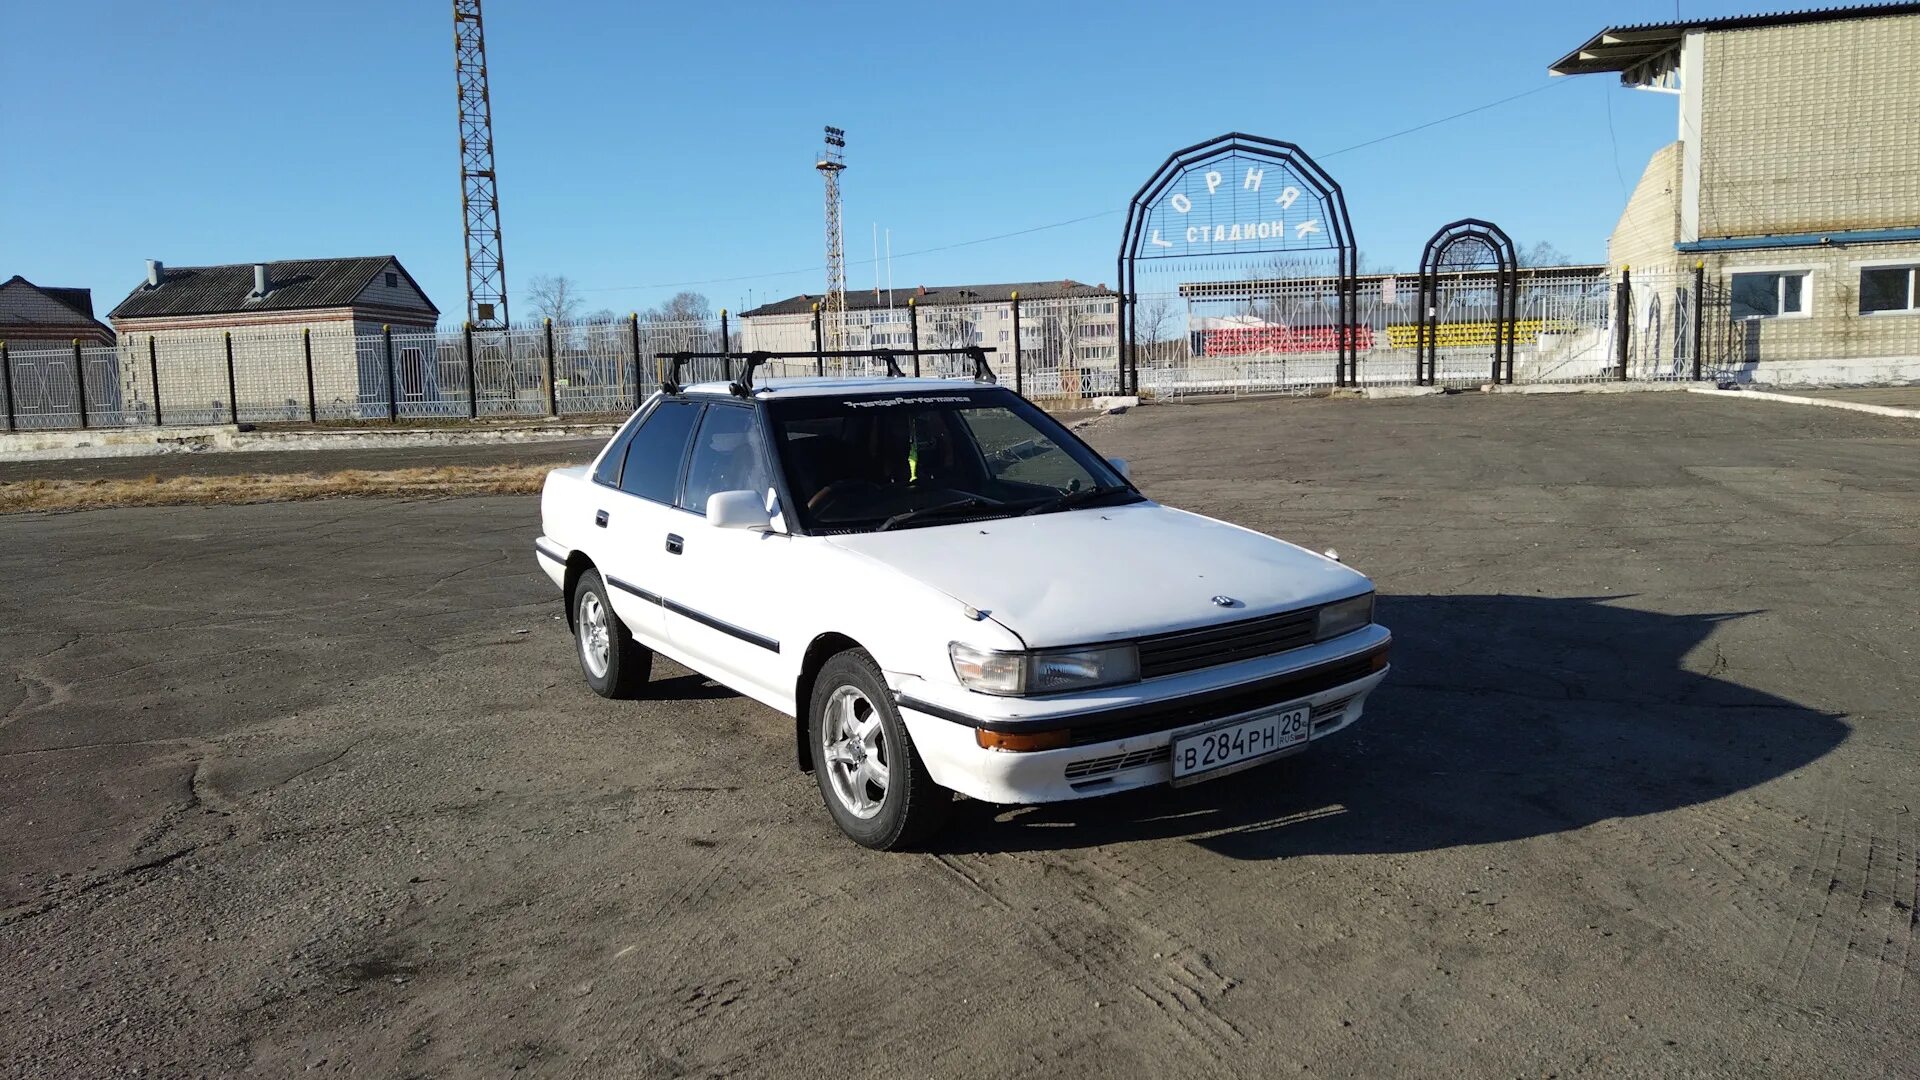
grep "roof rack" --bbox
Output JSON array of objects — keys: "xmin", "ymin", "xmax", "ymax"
[{"xmin": 655, "ymin": 346, "xmax": 998, "ymax": 396}]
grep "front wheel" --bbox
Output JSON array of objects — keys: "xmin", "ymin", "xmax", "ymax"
[
  {"xmin": 809, "ymin": 650, "xmax": 951, "ymax": 850},
  {"xmin": 573, "ymin": 569, "xmax": 652, "ymax": 699}
]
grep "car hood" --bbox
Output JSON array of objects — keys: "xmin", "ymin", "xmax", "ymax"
[{"xmin": 824, "ymin": 501, "xmax": 1372, "ymax": 648}]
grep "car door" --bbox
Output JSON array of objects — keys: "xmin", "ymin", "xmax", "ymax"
[
  {"xmin": 589, "ymin": 398, "xmax": 702, "ymax": 645},
  {"xmin": 658, "ymin": 402, "xmax": 801, "ymax": 703}
]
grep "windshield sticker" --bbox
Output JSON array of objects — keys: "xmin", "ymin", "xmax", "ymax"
[{"xmin": 843, "ymin": 396, "xmax": 974, "ymax": 408}]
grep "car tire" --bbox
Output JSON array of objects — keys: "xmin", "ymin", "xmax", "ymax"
[
  {"xmin": 809, "ymin": 649, "xmax": 952, "ymax": 850},
  {"xmin": 573, "ymin": 569, "xmax": 652, "ymax": 699}
]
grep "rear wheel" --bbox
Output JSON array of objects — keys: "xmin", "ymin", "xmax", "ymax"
[
  {"xmin": 809, "ymin": 649, "xmax": 951, "ymax": 850},
  {"xmin": 574, "ymin": 569, "xmax": 652, "ymax": 699}
]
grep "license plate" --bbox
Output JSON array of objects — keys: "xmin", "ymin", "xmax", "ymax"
[{"xmin": 1170, "ymin": 704, "xmax": 1309, "ymax": 784}]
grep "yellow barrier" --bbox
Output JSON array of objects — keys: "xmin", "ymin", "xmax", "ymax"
[{"xmin": 1383, "ymin": 319, "xmax": 1577, "ymax": 349}]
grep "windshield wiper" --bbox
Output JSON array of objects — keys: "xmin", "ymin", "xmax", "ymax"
[
  {"xmin": 876, "ymin": 497, "xmax": 996, "ymax": 532},
  {"xmin": 1020, "ymin": 485, "xmax": 1138, "ymax": 516}
]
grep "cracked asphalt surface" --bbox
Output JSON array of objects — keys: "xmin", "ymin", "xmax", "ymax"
[{"xmin": 3, "ymin": 392, "xmax": 1917, "ymax": 1078}]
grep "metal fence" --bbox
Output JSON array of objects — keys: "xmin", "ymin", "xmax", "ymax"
[
  {"xmin": 0, "ymin": 268, "xmax": 1752, "ymax": 432},
  {"xmin": 0, "ymin": 318, "xmax": 724, "ymax": 432},
  {"xmin": 1131, "ymin": 267, "xmax": 1728, "ymax": 398}
]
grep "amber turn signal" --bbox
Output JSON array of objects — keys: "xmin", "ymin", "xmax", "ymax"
[
  {"xmin": 1369, "ymin": 645, "xmax": 1391, "ymax": 672},
  {"xmin": 975, "ymin": 728, "xmax": 1071, "ymax": 752}
]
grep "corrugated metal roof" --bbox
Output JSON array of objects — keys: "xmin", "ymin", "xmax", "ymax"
[
  {"xmin": 740, "ymin": 280, "xmax": 1115, "ymax": 318},
  {"xmin": 107, "ymin": 256, "xmax": 437, "ymax": 320},
  {"xmin": 1549, "ymin": 2, "xmax": 1920, "ymax": 75}
]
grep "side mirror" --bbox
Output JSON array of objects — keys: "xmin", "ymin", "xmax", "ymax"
[
  {"xmin": 706, "ymin": 490, "xmax": 772, "ymax": 530},
  {"xmin": 1106, "ymin": 457, "xmax": 1131, "ymax": 481}
]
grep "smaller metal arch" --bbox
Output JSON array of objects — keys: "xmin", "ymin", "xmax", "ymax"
[{"xmin": 1416, "ymin": 219, "xmax": 1518, "ymax": 386}]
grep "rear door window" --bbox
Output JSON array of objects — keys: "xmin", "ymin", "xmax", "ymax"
[
  {"xmin": 680, "ymin": 405, "xmax": 772, "ymax": 514},
  {"xmin": 618, "ymin": 400, "xmax": 702, "ymax": 503}
]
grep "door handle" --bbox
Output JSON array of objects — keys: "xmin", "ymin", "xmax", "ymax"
[
  {"xmin": 594, "ymin": 509, "xmax": 609, "ymax": 528},
  {"xmin": 665, "ymin": 533, "xmax": 684, "ymax": 555}
]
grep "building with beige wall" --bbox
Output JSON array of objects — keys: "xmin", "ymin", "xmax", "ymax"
[
  {"xmin": 1554, "ymin": 3, "xmax": 1920, "ymax": 384},
  {"xmin": 108, "ymin": 256, "xmax": 439, "ymax": 421},
  {"xmin": 738, "ymin": 281, "xmax": 1119, "ymax": 386}
]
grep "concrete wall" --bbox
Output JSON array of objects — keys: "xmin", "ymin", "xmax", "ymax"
[
  {"xmin": 1609, "ymin": 142, "xmax": 1684, "ymax": 276},
  {"xmin": 1699, "ymin": 12, "xmax": 1920, "ymax": 238}
]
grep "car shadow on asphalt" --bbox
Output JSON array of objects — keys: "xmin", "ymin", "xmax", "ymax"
[
  {"xmin": 931, "ymin": 594, "xmax": 1848, "ymax": 859},
  {"xmin": 649, "ymin": 672, "xmax": 740, "ymax": 700}
]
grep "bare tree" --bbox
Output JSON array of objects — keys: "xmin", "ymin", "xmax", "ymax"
[
  {"xmin": 1136, "ymin": 294, "xmax": 1181, "ymax": 345},
  {"xmin": 646, "ymin": 291, "xmax": 713, "ymax": 325},
  {"xmin": 526, "ymin": 274, "xmax": 583, "ymax": 326},
  {"xmin": 640, "ymin": 291, "xmax": 717, "ymax": 356},
  {"xmin": 1517, "ymin": 241, "xmax": 1572, "ymax": 268}
]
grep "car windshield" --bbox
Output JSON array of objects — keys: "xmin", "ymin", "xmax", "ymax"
[{"xmin": 766, "ymin": 388, "xmax": 1138, "ymax": 533}]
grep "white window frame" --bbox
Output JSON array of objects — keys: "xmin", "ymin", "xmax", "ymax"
[
  {"xmin": 1852, "ymin": 259, "xmax": 1920, "ymax": 316},
  {"xmin": 1726, "ymin": 264, "xmax": 1814, "ymax": 320}
]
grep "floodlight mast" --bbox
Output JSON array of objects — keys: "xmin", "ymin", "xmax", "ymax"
[{"xmin": 817, "ymin": 126, "xmax": 848, "ymax": 354}]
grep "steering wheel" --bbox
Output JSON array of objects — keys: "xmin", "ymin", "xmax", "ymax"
[{"xmin": 806, "ymin": 478, "xmax": 882, "ymax": 513}]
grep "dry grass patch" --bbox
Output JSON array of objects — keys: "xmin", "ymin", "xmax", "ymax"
[{"xmin": 0, "ymin": 464, "xmax": 558, "ymax": 513}]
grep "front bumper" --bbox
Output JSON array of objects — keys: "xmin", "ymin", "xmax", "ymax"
[{"xmin": 894, "ymin": 629, "xmax": 1390, "ymax": 804}]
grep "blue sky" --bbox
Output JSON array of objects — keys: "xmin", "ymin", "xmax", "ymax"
[{"xmin": 3, "ymin": 1, "xmax": 1749, "ymax": 321}]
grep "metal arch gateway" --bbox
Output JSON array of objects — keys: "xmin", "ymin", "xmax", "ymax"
[
  {"xmin": 1118, "ymin": 133, "xmax": 1358, "ymax": 394},
  {"xmin": 1416, "ymin": 218, "xmax": 1518, "ymax": 386}
]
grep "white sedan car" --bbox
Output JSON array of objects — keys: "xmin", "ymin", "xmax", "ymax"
[{"xmin": 536, "ymin": 362, "xmax": 1389, "ymax": 849}]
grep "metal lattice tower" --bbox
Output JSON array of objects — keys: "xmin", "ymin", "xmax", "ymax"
[
  {"xmin": 455, "ymin": 0, "xmax": 508, "ymax": 329},
  {"xmin": 816, "ymin": 126, "xmax": 848, "ymax": 349}
]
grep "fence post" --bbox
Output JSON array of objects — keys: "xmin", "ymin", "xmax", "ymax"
[
  {"xmin": 628, "ymin": 313, "xmax": 642, "ymax": 405},
  {"xmin": 1691, "ymin": 260, "xmax": 1706, "ymax": 382},
  {"xmin": 1010, "ymin": 292, "xmax": 1022, "ymax": 394},
  {"xmin": 811, "ymin": 303, "xmax": 824, "ymax": 377},
  {"xmin": 382, "ymin": 324, "xmax": 398, "ymax": 422},
  {"xmin": 71, "ymin": 339, "xmax": 90, "ymax": 429},
  {"xmin": 719, "ymin": 308, "xmax": 730, "ymax": 357},
  {"xmin": 543, "ymin": 318, "xmax": 558, "ymax": 416},
  {"xmin": 1615, "ymin": 266, "xmax": 1632, "ymax": 381},
  {"xmin": 907, "ymin": 298, "xmax": 920, "ymax": 376},
  {"xmin": 302, "ymin": 328, "xmax": 318, "ymax": 423},
  {"xmin": 147, "ymin": 336, "xmax": 163, "ymax": 427},
  {"xmin": 464, "ymin": 322, "xmax": 478, "ymax": 418},
  {"xmin": 224, "ymin": 331, "xmax": 240, "ymax": 424},
  {"xmin": 1, "ymin": 342, "xmax": 12, "ymax": 432}
]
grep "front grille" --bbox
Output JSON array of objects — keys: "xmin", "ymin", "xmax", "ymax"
[
  {"xmin": 1066, "ymin": 651, "xmax": 1380, "ymax": 746},
  {"xmin": 1135, "ymin": 606, "xmax": 1319, "ymax": 679}
]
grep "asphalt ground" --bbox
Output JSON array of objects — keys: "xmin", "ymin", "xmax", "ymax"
[{"xmin": 2, "ymin": 393, "xmax": 1917, "ymax": 1078}]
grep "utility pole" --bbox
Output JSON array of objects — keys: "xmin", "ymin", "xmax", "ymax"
[
  {"xmin": 817, "ymin": 126, "xmax": 848, "ymax": 351},
  {"xmin": 455, "ymin": 0, "xmax": 508, "ymax": 330}
]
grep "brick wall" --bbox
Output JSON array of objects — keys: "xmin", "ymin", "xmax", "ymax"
[
  {"xmin": 1703, "ymin": 240, "xmax": 1920, "ymax": 378},
  {"xmin": 1699, "ymin": 13, "xmax": 1920, "ymax": 238}
]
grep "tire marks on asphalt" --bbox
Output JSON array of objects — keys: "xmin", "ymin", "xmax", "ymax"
[
  {"xmin": 1769, "ymin": 805, "xmax": 1919, "ymax": 1023},
  {"xmin": 925, "ymin": 844, "xmax": 1287, "ymax": 1076}
]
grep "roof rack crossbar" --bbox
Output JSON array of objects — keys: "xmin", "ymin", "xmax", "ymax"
[{"xmin": 651, "ymin": 347, "xmax": 998, "ymax": 394}]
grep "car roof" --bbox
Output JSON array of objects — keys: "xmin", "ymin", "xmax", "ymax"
[{"xmin": 677, "ymin": 376, "xmax": 1008, "ymax": 401}]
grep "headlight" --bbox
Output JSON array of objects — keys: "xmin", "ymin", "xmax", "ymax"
[
  {"xmin": 1315, "ymin": 592, "xmax": 1375, "ymax": 641},
  {"xmin": 949, "ymin": 642, "xmax": 1140, "ymax": 696}
]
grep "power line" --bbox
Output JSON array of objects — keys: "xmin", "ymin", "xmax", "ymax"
[
  {"xmin": 580, "ymin": 80, "xmax": 1573, "ymax": 296},
  {"xmin": 1320, "ymin": 79, "xmax": 1568, "ymax": 159}
]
